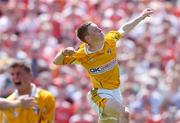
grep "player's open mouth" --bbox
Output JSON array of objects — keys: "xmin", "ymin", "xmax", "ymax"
[{"xmin": 15, "ymin": 81, "xmax": 22, "ymax": 86}]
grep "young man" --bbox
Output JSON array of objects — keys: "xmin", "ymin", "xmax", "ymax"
[
  {"xmin": 53, "ymin": 8, "xmax": 153, "ymax": 123},
  {"xmin": 0, "ymin": 96, "xmax": 36, "ymax": 122},
  {"xmin": 0, "ymin": 96, "xmax": 35, "ymax": 110},
  {"xmin": 0, "ymin": 60, "xmax": 55, "ymax": 123}
]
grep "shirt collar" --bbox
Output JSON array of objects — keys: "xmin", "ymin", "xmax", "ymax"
[
  {"xmin": 13, "ymin": 83, "xmax": 39, "ymax": 98},
  {"xmin": 84, "ymin": 43, "xmax": 105, "ymax": 54}
]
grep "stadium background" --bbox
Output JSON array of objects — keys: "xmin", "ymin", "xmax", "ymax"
[{"xmin": 0, "ymin": 0, "xmax": 179, "ymax": 123}]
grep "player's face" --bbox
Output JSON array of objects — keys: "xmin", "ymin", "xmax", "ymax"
[
  {"xmin": 10, "ymin": 67, "xmax": 32, "ymax": 91},
  {"xmin": 87, "ymin": 23, "xmax": 104, "ymax": 42}
]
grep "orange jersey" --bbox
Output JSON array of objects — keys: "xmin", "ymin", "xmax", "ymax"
[{"xmin": 63, "ymin": 31, "xmax": 122, "ymax": 89}]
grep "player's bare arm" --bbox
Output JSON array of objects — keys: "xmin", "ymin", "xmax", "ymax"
[
  {"xmin": 53, "ymin": 47, "xmax": 76, "ymax": 65},
  {"xmin": 0, "ymin": 97, "xmax": 36, "ymax": 110},
  {"xmin": 119, "ymin": 8, "xmax": 153, "ymax": 36}
]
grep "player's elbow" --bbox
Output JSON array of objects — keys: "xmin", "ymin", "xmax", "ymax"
[{"xmin": 118, "ymin": 29, "xmax": 126, "ymax": 37}]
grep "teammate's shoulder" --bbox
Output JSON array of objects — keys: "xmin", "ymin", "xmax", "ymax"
[
  {"xmin": 38, "ymin": 88, "xmax": 54, "ymax": 98},
  {"xmin": 37, "ymin": 89, "xmax": 55, "ymax": 105}
]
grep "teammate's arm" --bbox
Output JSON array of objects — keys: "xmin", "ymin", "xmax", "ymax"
[
  {"xmin": 0, "ymin": 97, "xmax": 35, "ymax": 110},
  {"xmin": 118, "ymin": 8, "xmax": 153, "ymax": 36},
  {"xmin": 53, "ymin": 47, "xmax": 76, "ymax": 65}
]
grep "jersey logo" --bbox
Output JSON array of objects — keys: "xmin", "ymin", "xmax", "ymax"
[
  {"xmin": 89, "ymin": 59, "xmax": 116, "ymax": 74},
  {"xmin": 90, "ymin": 67, "xmax": 101, "ymax": 73}
]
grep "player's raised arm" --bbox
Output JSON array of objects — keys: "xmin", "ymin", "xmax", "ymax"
[
  {"xmin": 118, "ymin": 8, "xmax": 153, "ymax": 37},
  {"xmin": 53, "ymin": 47, "xmax": 76, "ymax": 65}
]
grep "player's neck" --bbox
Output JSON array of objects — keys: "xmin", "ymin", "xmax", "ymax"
[
  {"xmin": 88, "ymin": 40, "xmax": 104, "ymax": 52},
  {"xmin": 18, "ymin": 84, "xmax": 32, "ymax": 96}
]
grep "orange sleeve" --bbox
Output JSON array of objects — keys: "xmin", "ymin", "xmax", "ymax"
[{"xmin": 63, "ymin": 56, "xmax": 76, "ymax": 64}]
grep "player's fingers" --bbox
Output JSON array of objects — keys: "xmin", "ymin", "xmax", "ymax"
[
  {"xmin": 146, "ymin": 8, "xmax": 153, "ymax": 11},
  {"xmin": 30, "ymin": 101, "xmax": 38, "ymax": 107},
  {"xmin": 21, "ymin": 97, "xmax": 37, "ymax": 108}
]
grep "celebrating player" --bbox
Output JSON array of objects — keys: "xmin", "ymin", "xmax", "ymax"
[{"xmin": 53, "ymin": 8, "xmax": 153, "ymax": 123}]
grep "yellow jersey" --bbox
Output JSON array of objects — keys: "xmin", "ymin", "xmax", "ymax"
[
  {"xmin": 0, "ymin": 112, "xmax": 2, "ymax": 122},
  {"xmin": 63, "ymin": 31, "xmax": 122, "ymax": 89},
  {"xmin": 1, "ymin": 84, "xmax": 55, "ymax": 123}
]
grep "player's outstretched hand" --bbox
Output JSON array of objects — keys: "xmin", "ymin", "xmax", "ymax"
[
  {"xmin": 62, "ymin": 47, "xmax": 76, "ymax": 56},
  {"xmin": 141, "ymin": 8, "xmax": 153, "ymax": 19}
]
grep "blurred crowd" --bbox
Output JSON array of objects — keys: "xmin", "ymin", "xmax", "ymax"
[{"xmin": 0, "ymin": 0, "xmax": 180, "ymax": 123}]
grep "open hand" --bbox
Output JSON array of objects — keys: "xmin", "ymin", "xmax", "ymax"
[{"xmin": 141, "ymin": 8, "xmax": 153, "ymax": 19}]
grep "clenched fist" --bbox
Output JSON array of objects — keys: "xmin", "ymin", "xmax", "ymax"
[
  {"xmin": 18, "ymin": 95, "xmax": 37, "ymax": 108},
  {"xmin": 62, "ymin": 47, "xmax": 76, "ymax": 56}
]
